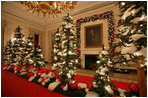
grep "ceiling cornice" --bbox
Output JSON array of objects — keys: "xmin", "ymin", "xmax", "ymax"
[
  {"xmin": 1, "ymin": 11, "xmax": 44, "ymax": 28},
  {"xmin": 71, "ymin": 1, "xmax": 116, "ymax": 16}
]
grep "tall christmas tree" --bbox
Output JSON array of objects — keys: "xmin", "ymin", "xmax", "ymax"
[
  {"xmin": 52, "ymin": 14, "xmax": 79, "ymax": 86},
  {"xmin": 3, "ymin": 39, "xmax": 12, "ymax": 65},
  {"xmin": 23, "ymin": 34, "xmax": 34, "ymax": 68},
  {"xmin": 10, "ymin": 26, "xmax": 26, "ymax": 66},
  {"xmin": 111, "ymin": 1, "xmax": 147, "ymax": 69},
  {"xmin": 87, "ymin": 46, "xmax": 114, "ymax": 97},
  {"xmin": 34, "ymin": 45, "xmax": 45, "ymax": 69}
]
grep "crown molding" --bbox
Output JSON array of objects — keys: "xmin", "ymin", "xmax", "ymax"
[{"xmin": 2, "ymin": 10, "xmax": 44, "ymax": 28}]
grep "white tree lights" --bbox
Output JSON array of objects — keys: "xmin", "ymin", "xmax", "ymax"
[
  {"xmin": 52, "ymin": 14, "xmax": 79, "ymax": 86},
  {"xmin": 112, "ymin": 1, "xmax": 147, "ymax": 69}
]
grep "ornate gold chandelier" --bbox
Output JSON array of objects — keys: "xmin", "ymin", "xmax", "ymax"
[{"xmin": 19, "ymin": 1, "xmax": 78, "ymax": 17}]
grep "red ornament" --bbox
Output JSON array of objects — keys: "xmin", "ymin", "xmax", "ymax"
[
  {"xmin": 37, "ymin": 70, "xmax": 42, "ymax": 75},
  {"xmin": 17, "ymin": 68, "xmax": 21, "ymax": 72},
  {"xmin": 46, "ymin": 70, "xmax": 50, "ymax": 74},
  {"xmin": 27, "ymin": 72, "xmax": 34, "ymax": 78},
  {"xmin": 41, "ymin": 77, "xmax": 45, "ymax": 82},
  {"xmin": 99, "ymin": 14, "xmax": 102, "ymax": 17},
  {"xmin": 9, "ymin": 66, "xmax": 13, "ymax": 70},
  {"xmin": 71, "ymin": 84, "xmax": 76, "ymax": 89},
  {"xmin": 35, "ymin": 67, "xmax": 38, "ymax": 71},
  {"xmin": 104, "ymin": 12, "xmax": 107, "ymax": 14},
  {"xmin": 70, "ymin": 83, "xmax": 78, "ymax": 89},
  {"xmin": 77, "ymin": 86, "xmax": 81, "ymax": 90},
  {"xmin": 41, "ymin": 69, "xmax": 47, "ymax": 73},
  {"xmin": 17, "ymin": 73, "xmax": 20, "ymax": 76},
  {"xmin": 25, "ymin": 69, "xmax": 28, "ymax": 72},
  {"xmin": 87, "ymin": 83, "xmax": 92, "ymax": 89},
  {"xmin": 61, "ymin": 85, "xmax": 65, "ymax": 89}
]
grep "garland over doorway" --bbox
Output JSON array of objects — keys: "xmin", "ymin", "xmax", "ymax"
[{"xmin": 76, "ymin": 11, "xmax": 115, "ymax": 57}]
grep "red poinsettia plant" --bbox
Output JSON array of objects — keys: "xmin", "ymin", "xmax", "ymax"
[{"xmin": 129, "ymin": 83, "xmax": 139, "ymax": 94}]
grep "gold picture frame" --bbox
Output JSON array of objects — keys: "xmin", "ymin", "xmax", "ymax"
[{"xmin": 84, "ymin": 24, "xmax": 103, "ymax": 48}]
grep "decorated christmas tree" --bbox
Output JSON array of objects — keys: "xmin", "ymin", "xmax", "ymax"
[
  {"xmin": 10, "ymin": 26, "xmax": 26, "ymax": 66},
  {"xmin": 86, "ymin": 46, "xmax": 114, "ymax": 97},
  {"xmin": 3, "ymin": 39, "xmax": 12, "ymax": 65},
  {"xmin": 23, "ymin": 34, "xmax": 34, "ymax": 67},
  {"xmin": 111, "ymin": 1, "xmax": 147, "ymax": 69},
  {"xmin": 34, "ymin": 45, "xmax": 45, "ymax": 69},
  {"xmin": 52, "ymin": 14, "xmax": 79, "ymax": 87}
]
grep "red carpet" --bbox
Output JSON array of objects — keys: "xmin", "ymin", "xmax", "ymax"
[{"xmin": 1, "ymin": 65, "xmax": 132, "ymax": 97}]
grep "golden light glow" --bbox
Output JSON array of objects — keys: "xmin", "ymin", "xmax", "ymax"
[{"xmin": 19, "ymin": 1, "xmax": 78, "ymax": 18}]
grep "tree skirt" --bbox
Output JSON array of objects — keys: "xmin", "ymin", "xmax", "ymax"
[{"xmin": 1, "ymin": 65, "xmax": 133, "ymax": 97}]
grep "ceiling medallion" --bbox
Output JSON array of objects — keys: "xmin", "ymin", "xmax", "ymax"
[{"xmin": 19, "ymin": 1, "xmax": 78, "ymax": 18}]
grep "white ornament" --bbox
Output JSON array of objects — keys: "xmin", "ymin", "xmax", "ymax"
[
  {"xmin": 75, "ymin": 59, "xmax": 78, "ymax": 63},
  {"xmin": 96, "ymin": 61, "xmax": 100, "ymax": 64},
  {"xmin": 68, "ymin": 51, "xmax": 73, "ymax": 55},
  {"xmin": 67, "ymin": 73, "xmax": 71, "ymax": 78}
]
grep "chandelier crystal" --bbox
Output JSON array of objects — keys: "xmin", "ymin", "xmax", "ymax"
[{"xmin": 19, "ymin": 1, "xmax": 78, "ymax": 17}]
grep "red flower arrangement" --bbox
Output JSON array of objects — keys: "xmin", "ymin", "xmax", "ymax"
[{"xmin": 129, "ymin": 83, "xmax": 139, "ymax": 93}]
